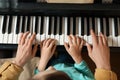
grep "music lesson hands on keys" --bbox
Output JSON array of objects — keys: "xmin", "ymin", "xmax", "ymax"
[{"xmin": 0, "ymin": 15, "xmax": 120, "ymax": 47}]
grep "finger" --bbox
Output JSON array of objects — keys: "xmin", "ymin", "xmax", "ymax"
[
  {"xmin": 77, "ymin": 36, "xmax": 81, "ymax": 46},
  {"xmin": 64, "ymin": 42, "xmax": 69, "ymax": 52},
  {"xmin": 70, "ymin": 35, "xmax": 77, "ymax": 45},
  {"xmin": 25, "ymin": 38, "xmax": 29, "ymax": 45},
  {"xmin": 32, "ymin": 44, "xmax": 38, "ymax": 57},
  {"xmin": 46, "ymin": 39, "xmax": 54, "ymax": 47},
  {"xmin": 28, "ymin": 33, "xmax": 36, "ymax": 46},
  {"xmin": 18, "ymin": 33, "xmax": 23, "ymax": 45},
  {"xmin": 68, "ymin": 35, "xmax": 73, "ymax": 45},
  {"xmin": 21, "ymin": 32, "xmax": 29, "ymax": 45},
  {"xmin": 49, "ymin": 40, "xmax": 56, "ymax": 48},
  {"xmin": 98, "ymin": 34, "xmax": 103, "ymax": 45},
  {"xmin": 86, "ymin": 42, "xmax": 92, "ymax": 54},
  {"xmin": 43, "ymin": 39, "xmax": 48, "ymax": 46},
  {"xmin": 79, "ymin": 39, "xmax": 84, "ymax": 49},
  {"xmin": 100, "ymin": 32, "xmax": 108, "ymax": 46},
  {"xmin": 40, "ymin": 40, "xmax": 44, "ymax": 48},
  {"xmin": 90, "ymin": 29, "xmax": 98, "ymax": 46}
]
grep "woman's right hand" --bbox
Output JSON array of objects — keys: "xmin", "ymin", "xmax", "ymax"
[{"xmin": 86, "ymin": 30, "xmax": 111, "ymax": 70}]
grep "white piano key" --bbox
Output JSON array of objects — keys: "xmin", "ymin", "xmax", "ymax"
[
  {"xmin": 111, "ymin": 18, "xmax": 118, "ymax": 47},
  {"xmin": 3, "ymin": 16, "xmax": 9, "ymax": 43},
  {"xmin": 95, "ymin": 17, "xmax": 98, "ymax": 35},
  {"xmin": 97, "ymin": 18, "xmax": 101, "ymax": 35},
  {"xmin": 0, "ymin": 15, "xmax": 4, "ymax": 43},
  {"xmin": 78, "ymin": 17, "xmax": 82, "ymax": 38},
  {"xmin": 70, "ymin": 17, "xmax": 73, "ymax": 34},
  {"xmin": 30, "ymin": 16, "xmax": 33, "ymax": 33},
  {"xmin": 103, "ymin": 18, "xmax": 107, "ymax": 35},
  {"xmin": 64, "ymin": 17, "xmax": 68, "ymax": 43},
  {"xmin": 13, "ymin": 16, "xmax": 18, "ymax": 44},
  {"xmin": 84, "ymin": 17, "xmax": 88, "ymax": 42},
  {"xmin": 76, "ymin": 17, "xmax": 79, "ymax": 36},
  {"xmin": 50, "ymin": 17, "xmax": 55, "ymax": 39},
  {"xmin": 60, "ymin": 17, "xmax": 65, "ymax": 45},
  {"xmin": 41, "ymin": 16, "xmax": 46, "ymax": 41},
  {"xmin": 45, "ymin": 16, "xmax": 50, "ymax": 39},
  {"xmin": 108, "ymin": 18, "xmax": 113, "ymax": 46},
  {"xmin": 36, "ymin": 16, "xmax": 41, "ymax": 43},
  {"xmin": 55, "ymin": 17, "xmax": 60, "ymax": 45},
  {"xmin": 17, "ymin": 16, "xmax": 23, "ymax": 43},
  {"xmin": 8, "ymin": 16, "xmax": 15, "ymax": 44}
]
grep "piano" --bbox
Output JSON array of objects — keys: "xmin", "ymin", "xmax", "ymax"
[{"xmin": 0, "ymin": 1, "xmax": 120, "ymax": 52}]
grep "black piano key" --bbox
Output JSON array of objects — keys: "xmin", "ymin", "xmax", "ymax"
[
  {"xmin": 40, "ymin": 16, "xmax": 44, "ymax": 34},
  {"xmin": 8, "ymin": 16, "xmax": 12, "ymax": 34},
  {"xmin": 16, "ymin": 16, "xmax": 20, "ymax": 34},
  {"xmin": 35, "ymin": 16, "xmax": 38, "ymax": 34},
  {"xmin": 100, "ymin": 18, "xmax": 104, "ymax": 34},
  {"xmin": 59, "ymin": 17, "xmax": 62, "ymax": 35},
  {"xmin": 73, "ymin": 17, "xmax": 76, "ymax": 35},
  {"xmin": 92, "ymin": 17, "xmax": 95, "ymax": 31},
  {"xmin": 2, "ymin": 16, "xmax": 7, "ymax": 34},
  {"xmin": 67, "ymin": 17, "xmax": 70, "ymax": 35},
  {"xmin": 87, "ymin": 17, "xmax": 90, "ymax": 36},
  {"xmin": 21, "ymin": 16, "xmax": 25, "ymax": 32},
  {"xmin": 54, "ymin": 17, "xmax": 57, "ymax": 35},
  {"xmin": 114, "ymin": 18, "xmax": 118, "ymax": 36},
  {"xmin": 81, "ymin": 17, "xmax": 84, "ymax": 36},
  {"xmin": 48, "ymin": 16, "xmax": 52, "ymax": 35},
  {"xmin": 106, "ymin": 18, "xmax": 109, "ymax": 36}
]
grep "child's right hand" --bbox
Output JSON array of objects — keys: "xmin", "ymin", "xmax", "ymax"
[
  {"xmin": 64, "ymin": 35, "xmax": 84, "ymax": 64},
  {"xmin": 38, "ymin": 38, "xmax": 56, "ymax": 71}
]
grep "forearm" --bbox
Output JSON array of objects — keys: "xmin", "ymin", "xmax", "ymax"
[
  {"xmin": 38, "ymin": 58, "xmax": 49, "ymax": 71},
  {"xmin": 0, "ymin": 61, "xmax": 23, "ymax": 80},
  {"xmin": 95, "ymin": 68, "xmax": 117, "ymax": 80}
]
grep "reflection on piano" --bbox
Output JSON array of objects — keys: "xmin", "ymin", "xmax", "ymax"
[{"xmin": 0, "ymin": 2, "xmax": 120, "ymax": 52}]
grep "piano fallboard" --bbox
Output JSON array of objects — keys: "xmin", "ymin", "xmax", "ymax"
[{"xmin": 0, "ymin": 3, "xmax": 120, "ymax": 17}]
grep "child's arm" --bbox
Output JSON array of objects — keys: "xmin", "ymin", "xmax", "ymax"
[
  {"xmin": 64, "ymin": 35, "xmax": 94, "ymax": 80},
  {"xmin": 86, "ymin": 30, "xmax": 117, "ymax": 80},
  {"xmin": 37, "ymin": 38, "xmax": 56, "ymax": 71},
  {"xmin": 64, "ymin": 35, "xmax": 84, "ymax": 64}
]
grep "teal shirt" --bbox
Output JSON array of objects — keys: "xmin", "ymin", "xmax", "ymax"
[{"xmin": 35, "ymin": 60, "xmax": 95, "ymax": 80}]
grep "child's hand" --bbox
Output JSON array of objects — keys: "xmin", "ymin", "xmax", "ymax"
[
  {"xmin": 38, "ymin": 38, "xmax": 56, "ymax": 71},
  {"xmin": 86, "ymin": 30, "xmax": 111, "ymax": 70},
  {"xmin": 64, "ymin": 35, "xmax": 84, "ymax": 64},
  {"xmin": 14, "ymin": 32, "xmax": 38, "ymax": 67}
]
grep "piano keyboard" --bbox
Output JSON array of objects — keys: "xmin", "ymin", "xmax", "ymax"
[{"xmin": 0, "ymin": 15, "xmax": 120, "ymax": 47}]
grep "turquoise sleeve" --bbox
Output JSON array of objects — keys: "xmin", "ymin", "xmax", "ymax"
[
  {"xmin": 34, "ymin": 67, "xmax": 40, "ymax": 74},
  {"xmin": 74, "ymin": 60, "xmax": 95, "ymax": 80}
]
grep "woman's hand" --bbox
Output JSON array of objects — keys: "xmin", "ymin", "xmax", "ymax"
[
  {"xmin": 64, "ymin": 35, "xmax": 84, "ymax": 64},
  {"xmin": 14, "ymin": 32, "xmax": 38, "ymax": 67},
  {"xmin": 38, "ymin": 38, "xmax": 56, "ymax": 71},
  {"xmin": 86, "ymin": 30, "xmax": 111, "ymax": 70}
]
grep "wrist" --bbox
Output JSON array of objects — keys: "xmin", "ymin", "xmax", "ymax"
[
  {"xmin": 96, "ymin": 64, "xmax": 111, "ymax": 70},
  {"xmin": 38, "ymin": 59, "xmax": 48, "ymax": 71},
  {"xmin": 12, "ymin": 60, "xmax": 24, "ymax": 67},
  {"xmin": 73, "ymin": 56, "xmax": 83, "ymax": 64}
]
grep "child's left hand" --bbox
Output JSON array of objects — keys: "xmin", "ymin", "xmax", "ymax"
[
  {"xmin": 38, "ymin": 38, "xmax": 56, "ymax": 71},
  {"xmin": 64, "ymin": 35, "xmax": 84, "ymax": 64}
]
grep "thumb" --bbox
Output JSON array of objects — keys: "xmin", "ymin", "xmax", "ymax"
[
  {"xmin": 32, "ymin": 44, "xmax": 38, "ymax": 57},
  {"xmin": 86, "ymin": 43, "xmax": 92, "ymax": 54}
]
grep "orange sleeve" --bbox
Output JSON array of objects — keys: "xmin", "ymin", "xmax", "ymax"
[
  {"xmin": 95, "ymin": 68, "xmax": 117, "ymax": 80},
  {"xmin": 0, "ymin": 61, "xmax": 23, "ymax": 80}
]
